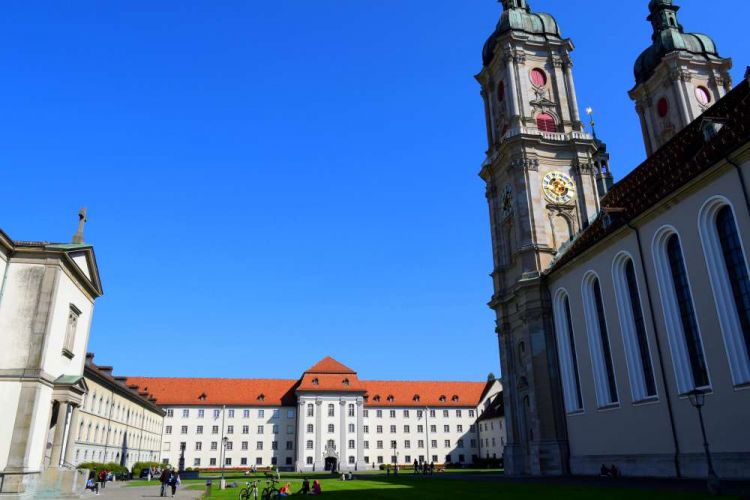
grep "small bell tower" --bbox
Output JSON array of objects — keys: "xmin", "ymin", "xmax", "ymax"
[{"xmin": 629, "ymin": 0, "xmax": 732, "ymax": 156}]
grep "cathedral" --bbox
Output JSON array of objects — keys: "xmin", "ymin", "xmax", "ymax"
[{"xmin": 479, "ymin": 0, "xmax": 749, "ymax": 478}]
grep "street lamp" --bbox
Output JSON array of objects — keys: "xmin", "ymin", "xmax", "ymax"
[
  {"xmin": 686, "ymin": 389, "xmax": 720, "ymax": 495},
  {"xmin": 220, "ymin": 436, "xmax": 228, "ymax": 490}
]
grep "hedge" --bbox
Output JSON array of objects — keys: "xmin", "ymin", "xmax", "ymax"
[
  {"xmin": 77, "ymin": 462, "xmax": 129, "ymax": 476},
  {"xmin": 131, "ymin": 461, "xmax": 163, "ymax": 477}
]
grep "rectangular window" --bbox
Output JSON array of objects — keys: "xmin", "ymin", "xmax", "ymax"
[
  {"xmin": 457, "ymin": 425, "xmax": 463, "ymax": 432},
  {"xmin": 213, "ymin": 409, "xmax": 220, "ymax": 419},
  {"xmin": 286, "ymin": 441, "xmax": 293, "ymax": 450},
  {"xmin": 443, "ymin": 425, "xmax": 449, "ymax": 433},
  {"xmin": 376, "ymin": 426, "xmax": 383, "ymax": 434},
  {"xmin": 62, "ymin": 305, "xmax": 80, "ymax": 357},
  {"xmin": 195, "ymin": 442, "xmax": 202, "ymax": 451},
  {"xmin": 211, "ymin": 442, "xmax": 217, "ymax": 451},
  {"xmin": 273, "ymin": 409, "xmax": 280, "ymax": 419},
  {"xmin": 430, "ymin": 425, "xmax": 436, "ymax": 433},
  {"xmin": 256, "ymin": 458, "xmax": 262, "ymax": 465},
  {"xmin": 377, "ymin": 441, "xmax": 383, "ymax": 449},
  {"xmin": 457, "ymin": 439, "xmax": 464, "ymax": 448},
  {"xmin": 258, "ymin": 409, "xmax": 265, "ymax": 418},
  {"xmin": 405, "ymin": 455, "xmax": 411, "ymax": 463},
  {"xmin": 390, "ymin": 425, "xmax": 396, "ymax": 433},
  {"xmin": 194, "ymin": 458, "xmax": 201, "ymax": 466},
  {"xmin": 376, "ymin": 410, "xmax": 382, "ymax": 418},
  {"xmin": 226, "ymin": 441, "xmax": 233, "ymax": 451},
  {"xmin": 363, "ymin": 410, "xmax": 369, "ymax": 418},
  {"xmin": 182, "ymin": 409, "xmax": 189, "ymax": 418},
  {"xmin": 389, "ymin": 410, "xmax": 396, "ymax": 418},
  {"xmin": 257, "ymin": 442, "xmax": 263, "ymax": 450},
  {"xmin": 181, "ymin": 426, "xmax": 187, "ymax": 434},
  {"xmin": 197, "ymin": 426, "xmax": 203, "ymax": 435},
  {"xmin": 404, "ymin": 410, "xmax": 410, "ymax": 418},
  {"xmin": 328, "ymin": 404, "xmax": 335, "ymax": 417},
  {"xmin": 470, "ymin": 439, "xmax": 476, "ymax": 447},
  {"xmin": 456, "ymin": 410, "xmax": 462, "ymax": 417},
  {"xmin": 225, "ymin": 457, "xmax": 232, "ymax": 466},
  {"xmin": 242, "ymin": 441, "xmax": 248, "ymax": 450},
  {"xmin": 377, "ymin": 456, "xmax": 383, "ymax": 464},
  {"xmin": 243, "ymin": 409, "xmax": 250, "ymax": 418},
  {"xmin": 443, "ymin": 410, "xmax": 449, "ymax": 418},
  {"xmin": 417, "ymin": 425, "xmax": 423, "ymax": 433},
  {"xmin": 227, "ymin": 425, "xmax": 234, "ymax": 434},
  {"xmin": 166, "ymin": 409, "xmax": 174, "ymax": 418},
  {"xmin": 272, "ymin": 425, "xmax": 279, "ymax": 434},
  {"xmin": 241, "ymin": 458, "xmax": 247, "ymax": 465},
  {"xmin": 363, "ymin": 425, "xmax": 369, "ymax": 434},
  {"xmin": 307, "ymin": 404, "xmax": 314, "ymax": 417},
  {"xmin": 348, "ymin": 404, "xmax": 355, "ymax": 417},
  {"xmin": 429, "ymin": 410, "xmax": 435, "ymax": 418},
  {"xmin": 404, "ymin": 440, "xmax": 411, "ymax": 449},
  {"xmin": 431, "ymin": 440, "xmax": 437, "ymax": 448},
  {"xmin": 228, "ymin": 409, "xmax": 235, "ymax": 418},
  {"xmin": 272, "ymin": 441, "xmax": 278, "ymax": 450},
  {"xmin": 417, "ymin": 440, "xmax": 424, "ymax": 448},
  {"xmin": 390, "ymin": 440, "xmax": 397, "ymax": 449},
  {"xmin": 416, "ymin": 410, "xmax": 423, "ymax": 419},
  {"xmin": 242, "ymin": 425, "xmax": 249, "ymax": 434},
  {"xmin": 287, "ymin": 409, "xmax": 295, "ymax": 419},
  {"xmin": 468, "ymin": 410, "xmax": 474, "ymax": 418},
  {"xmin": 364, "ymin": 441, "xmax": 369, "ymax": 449},
  {"xmin": 209, "ymin": 458, "xmax": 216, "ymax": 466},
  {"xmin": 404, "ymin": 425, "xmax": 410, "ymax": 433},
  {"xmin": 165, "ymin": 426, "xmax": 172, "ymax": 435},
  {"xmin": 212, "ymin": 426, "xmax": 219, "ymax": 434},
  {"xmin": 287, "ymin": 425, "xmax": 294, "ymax": 434},
  {"xmin": 198, "ymin": 409, "xmax": 205, "ymax": 418},
  {"xmin": 257, "ymin": 426, "xmax": 264, "ymax": 434}
]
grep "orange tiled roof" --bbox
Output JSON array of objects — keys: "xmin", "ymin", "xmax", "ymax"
[
  {"xmin": 125, "ymin": 357, "xmax": 490, "ymax": 408},
  {"xmin": 304, "ymin": 356, "xmax": 356, "ymax": 374},
  {"xmin": 124, "ymin": 377, "xmax": 299, "ymax": 407},
  {"xmin": 362, "ymin": 381, "xmax": 487, "ymax": 407}
]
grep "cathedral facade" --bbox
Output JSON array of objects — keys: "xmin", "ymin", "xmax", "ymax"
[{"xmin": 479, "ymin": 0, "xmax": 750, "ymax": 478}]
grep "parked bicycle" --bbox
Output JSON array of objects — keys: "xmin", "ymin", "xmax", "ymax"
[
  {"xmin": 261, "ymin": 478, "xmax": 280, "ymax": 500},
  {"xmin": 239, "ymin": 480, "xmax": 259, "ymax": 500}
]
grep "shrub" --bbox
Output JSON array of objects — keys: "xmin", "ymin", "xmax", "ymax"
[
  {"xmin": 77, "ymin": 462, "xmax": 129, "ymax": 477},
  {"xmin": 131, "ymin": 461, "xmax": 162, "ymax": 477}
]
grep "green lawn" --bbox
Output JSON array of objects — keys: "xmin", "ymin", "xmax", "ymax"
[{"xmin": 130, "ymin": 472, "xmax": 733, "ymax": 499}]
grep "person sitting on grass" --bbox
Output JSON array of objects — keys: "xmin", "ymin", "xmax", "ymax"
[
  {"xmin": 278, "ymin": 482, "xmax": 292, "ymax": 496},
  {"xmin": 298, "ymin": 478, "xmax": 310, "ymax": 495},
  {"xmin": 312, "ymin": 480, "xmax": 322, "ymax": 495},
  {"xmin": 85, "ymin": 477, "xmax": 99, "ymax": 495}
]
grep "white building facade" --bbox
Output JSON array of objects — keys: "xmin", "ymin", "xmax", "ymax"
[{"xmin": 128, "ymin": 357, "xmax": 503, "ymax": 472}]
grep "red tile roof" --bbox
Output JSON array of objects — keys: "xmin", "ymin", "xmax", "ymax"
[
  {"xmin": 125, "ymin": 358, "xmax": 490, "ymax": 408},
  {"xmin": 304, "ymin": 357, "xmax": 356, "ymax": 374},
  {"xmin": 125, "ymin": 377, "xmax": 299, "ymax": 407}
]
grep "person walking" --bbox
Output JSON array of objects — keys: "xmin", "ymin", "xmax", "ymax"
[
  {"xmin": 413, "ymin": 460, "xmax": 418, "ymax": 474},
  {"xmin": 168, "ymin": 470, "xmax": 179, "ymax": 497},
  {"xmin": 98, "ymin": 469, "xmax": 107, "ymax": 490},
  {"xmin": 159, "ymin": 468, "xmax": 170, "ymax": 497}
]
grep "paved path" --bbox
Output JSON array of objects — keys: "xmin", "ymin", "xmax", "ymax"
[{"xmin": 82, "ymin": 482, "xmax": 202, "ymax": 500}]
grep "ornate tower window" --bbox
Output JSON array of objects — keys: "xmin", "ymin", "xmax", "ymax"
[
  {"xmin": 536, "ymin": 113, "xmax": 556, "ymax": 133},
  {"xmin": 530, "ymin": 68, "xmax": 547, "ymax": 87},
  {"xmin": 695, "ymin": 86, "xmax": 711, "ymax": 106},
  {"xmin": 657, "ymin": 97, "xmax": 669, "ymax": 118}
]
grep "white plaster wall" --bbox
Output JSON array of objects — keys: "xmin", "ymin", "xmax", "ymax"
[
  {"xmin": 0, "ymin": 382, "xmax": 22, "ymax": 470},
  {"xmin": 26, "ymin": 384, "xmax": 54, "ymax": 471},
  {"xmin": 41, "ymin": 270, "xmax": 94, "ymax": 378},
  {"xmin": 478, "ymin": 417, "xmax": 505, "ymax": 459},
  {"xmin": 0, "ymin": 263, "xmax": 47, "ymax": 368}
]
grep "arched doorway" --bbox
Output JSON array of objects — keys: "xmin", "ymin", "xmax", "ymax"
[{"xmin": 325, "ymin": 457, "xmax": 337, "ymax": 472}]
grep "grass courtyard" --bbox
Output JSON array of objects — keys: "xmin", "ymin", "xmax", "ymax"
[{"xmin": 129, "ymin": 471, "xmax": 735, "ymax": 499}]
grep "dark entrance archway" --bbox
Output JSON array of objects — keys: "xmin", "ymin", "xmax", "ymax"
[{"xmin": 325, "ymin": 457, "xmax": 337, "ymax": 472}]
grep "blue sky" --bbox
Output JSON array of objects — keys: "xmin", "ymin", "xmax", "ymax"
[{"xmin": 1, "ymin": 1, "xmax": 747, "ymax": 381}]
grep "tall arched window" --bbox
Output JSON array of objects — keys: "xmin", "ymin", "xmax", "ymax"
[
  {"xmin": 653, "ymin": 227, "xmax": 709, "ymax": 393},
  {"xmin": 552, "ymin": 290, "xmax": 583, "ymax": 412},
  {"xmin": 699, "ymin": 198, "xmax": 750, "ymax": 385},
  {"xmin": 581, "ymin": 274, "xmax": 618, "ymax": 407},
  {"xmin": 536, "ymin": 113, "xmax": 556, "ymax": 133},
  {"xmin": 612, "ymin": 254, "xmax": 657, "ymax": 401}
]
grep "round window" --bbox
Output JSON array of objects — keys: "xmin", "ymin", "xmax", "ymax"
[
  {"xmin": 530, "ymin": 68, "xmax": 547, "ymax": 87},
  {"xmin": 695, "ymin": 86, "xmax": 711, "ymax": 106},
  {"xmin": 497, "ymin": 81, "xmax": 505, "ymax": 102},
  {"xmin": 657, "ymin": 97, "xmax": 669, "ymax": 118}
]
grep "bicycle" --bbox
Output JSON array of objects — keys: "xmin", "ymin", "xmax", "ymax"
[
  {"xmin": 261, "ymin": 478, "xmax": 280, "ymax": 500},
  {"xmin": 239, "ymin": 480, "xmax": 259, "ymax": 500}
]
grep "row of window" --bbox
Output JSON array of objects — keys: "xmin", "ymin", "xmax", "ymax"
[
  {"xmin": 167, "ymin": 408, "xmax": 295, "ymax": 419},
  {"xmin": 179, "ymin": 440, "xmax": 295, "ymax": 452},
  {"xmin": 74, "ymin": 448, "xmax": 158, "ymax": 466},
  {"xmin": 185, "ymin": 454, "xmax": 468, "ymax": 467},
  {"xmin": 165, "ymin": 424, "xmax": 294, "ymax": 435},
  {"xmin": 360, "ymin": 409, "xmax": 473, "ymax": 419},
  {"xmin": 554, "ymin": 198, "xmax": 750, "ymax": 412},
  {"xmin": 76, "ymin": 420, "xmax": 159, "ymax": 450},
  {"xmin": 194, "ymin": 456, "xmax": 294, "ymax": 467},
  {"xmin": 303, "ymin": 438, "xmax": 472, "ymax": 451},
  {"xmin": 81, "ymin": 393, "xmax": 159, "ymax": 431}
]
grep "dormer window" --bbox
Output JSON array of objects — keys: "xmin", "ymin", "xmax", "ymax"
[
  {"xmin": 373, "ymin": 395, "xmax": 381, "ymax": 402},
  {"xmin": 342, "ymin": 378, "xmax": 350, "ymax": 386},
  {"xmin": 387, "ymin": 395, "xmax": 394, "ymax": 403},
  {"xmin": 452, "ymin": 395, "xmax": 459, "ymax": 402},
  {"xmin": 439, "ymin": 395, "xmax": 447, "ymax": 403},
  {"xmin": 257, "ymin": 394, "xmax": 265, "ymax": 402},
  {"xmin": 312, "ymin": 378, "xmax": 319, "ymax": 386},
  {"xmin": 412, "ymin": 394, "xmax": 420, "ymax": 402},
  {"xmin": 198, "ymin": 393, "xmax": 207, "ymax": 401}
]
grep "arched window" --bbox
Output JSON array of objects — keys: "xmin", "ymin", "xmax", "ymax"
[
  {"xmin": 581, "ymin": 274, "xmax": 618, "ymax": 407},
  {"xmin": 536, "ymin": 113, "xmax": 556, "ymax": 133},
  {"xmin": 612, "ymin": 254, "xmax": 657, "ymax": 401},
  {"xmin": 653, "ymin": 228, "xmax": 709, "ymax": 393},
  {"xmin": 497, "ymin": 81, "xmax": 505, "ymax": 102},
  {"xmin": 552, "ymin": 290, "xmax": 583, "ymax": 412},
  {"xmin": 699, "ymin": 198, "xmax": 750, "ymax": 385}
]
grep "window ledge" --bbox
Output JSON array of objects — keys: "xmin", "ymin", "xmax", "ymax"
[
  {"xmin": 596, "ymin": 403, "xmax": 621, "ymax": 412},
  {"xmin": 62, "ymin": 348, "xmax": 75, "ymax": 360},
  {"xmin": 632, "ymin": 396, "xmax": 660, "ymax": 406}
]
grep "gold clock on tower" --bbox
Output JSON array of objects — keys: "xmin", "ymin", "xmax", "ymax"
[{"xmin": 543, "ymin": 171, "xmax": 576, "ymax": 204}]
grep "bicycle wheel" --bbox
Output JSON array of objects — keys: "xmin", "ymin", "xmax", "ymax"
[
  {"xmin": 239, "ymin": 488, "xmax": 249, "ymax": 500},
  {"xmin": 261, "ymin": 487, "xmax": 270, "ymax": 500}
]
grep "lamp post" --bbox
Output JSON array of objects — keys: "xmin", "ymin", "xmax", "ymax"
[
  {"xmin": 220, "ymin": 436, "xmax": 228, "ymax": 490},
  {"xmin": 687, "ymin": 389, "xmax": 720, "ymax": 495}
]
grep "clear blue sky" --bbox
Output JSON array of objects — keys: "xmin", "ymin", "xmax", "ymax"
[{"xmin": 1, "ymin": 1, "xmax": 747, "ymax": 381}]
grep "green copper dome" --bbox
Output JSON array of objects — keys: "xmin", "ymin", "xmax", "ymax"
[
  {"xmin": 634, "ymin": 0, "xmax": 722, "ymax": 85},
  {"xmin": 482, "ymin": 1, "xmax": 561, "ymax": 66}
]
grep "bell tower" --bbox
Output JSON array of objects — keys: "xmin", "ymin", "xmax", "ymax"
[
  {"xmin": 476, "ymin": 0, "xmax": 610, "ymax": 475},
  {"xmin": 629, "ymin": 0, "xmax": 732, "ymax": 156}
]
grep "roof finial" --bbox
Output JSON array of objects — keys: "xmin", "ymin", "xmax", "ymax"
[
  {"xmin": 585, "ymin": 106, "xmax": 597, "ymax": 140},
  {"xmin": 72, "ymin": 207, "xmax": 87, "ymax": 244}
]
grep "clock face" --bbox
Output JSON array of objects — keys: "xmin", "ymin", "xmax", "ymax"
[{"xmin": 543, "ymin": 171, "xmax": 576, "ymax": 204}]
